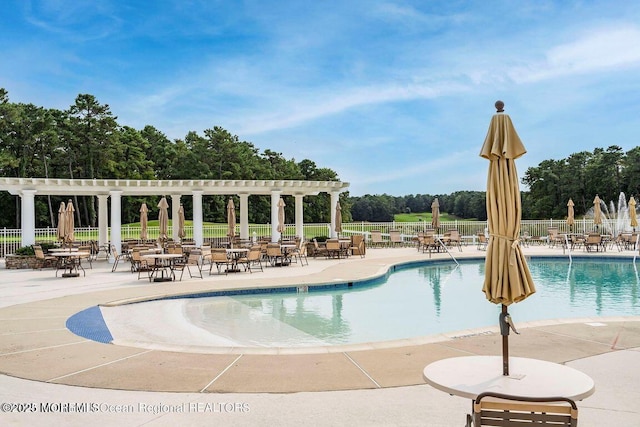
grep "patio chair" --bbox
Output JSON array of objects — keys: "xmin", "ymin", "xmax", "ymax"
[
  {"xmin": 568, "ymin": 234, "xmax": 584, "ymax": 250},
  {"xmin": 75, "ymin": 245, "xmax": 93, "ymax": 269},
  {"xmin": 110, "ymin": 244, "xmax": 130, "ymax": 272},
  {"xmin": 443, "ymin": 229, "xmax": 463, "ymax": 252},
  {"xmin": 476, "ymin": 232, "xmax": 488, "ymax": 251},
  {"xmin": 584, "ymin": 233, "xmax": 604, "ymax": 252},
  {"xmin": 389, "ymin": 230, "xmax": 403, "ymax": 247},
  {"xmin": 33, "ymin": 245, "xmax": 57, "ymax": 269},
  {"xmin": 421, "ymin": 234, "xmax": 438, "ymax": 256},
  {"xmin": 200, "ymin": 245, "xmax": 212, "ymax": 267},
  {"xmin": 350, "ymin": 235, "xmax": 366, "ymax": 258},
  {"xmin": 312, "ymin": 239, "xmax": 328, "ymax": 258},
  {"xmin": 166, "ymin": 243, "xmax": 183, "ymax": 256},
  {"xmin": 131, "ymin": 249, "xmax": 157, "ymax": 280},
  {"xmin": 173, "ymin": 251, "xmax": 203, "ymax": 280},
  {"xmin": 547, "ymin": 227, "xmax": 566, "ymax": 248},
  {"xmin": 465, "ymin": 392, "xmax": 578, "ymax": 427},
  {"xmin": 370, "ymin": 230, "xmax": 385, "ymax": 248},
  {"xmin": 288, "ymin": 239, "xmax": 309, "ymax": 266},
  {"xmin": 236, "ymin": 246, "xmax": 264, "ymax": 272},
  {"xmin": 415, "ymin": 232, "xmax": 424, "ymax": 251},
  {"xmin": 266, "ymin": 243, "xmax": 289, "ymax": 266},
  {"xmin": 325, "ymin": 239, "xmax": 343, "ymax": 258},
  {"xmin": 209, "ymin": 248, "xmax": 231, "ymax": 275}
]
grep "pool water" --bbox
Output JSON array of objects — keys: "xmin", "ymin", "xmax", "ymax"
[{"xmin": 100, "ymin": 258, "xmax": 640, "ymax": 348}]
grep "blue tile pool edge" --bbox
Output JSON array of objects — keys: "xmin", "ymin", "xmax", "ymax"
[{"xmin": 66, "ymin": 305, "xmax": 114, "ymax": 344}]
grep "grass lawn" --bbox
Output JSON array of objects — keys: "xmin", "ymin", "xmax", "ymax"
[{"xmin": 394, "ymin": 212, "xmax": 464, "ymax": 222}]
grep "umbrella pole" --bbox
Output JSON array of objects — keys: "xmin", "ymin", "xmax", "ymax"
[{"xmin": 501, "ymin": 304, "xmax": 509, "ymax": 376}]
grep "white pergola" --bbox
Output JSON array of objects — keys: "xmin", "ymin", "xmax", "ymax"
[{"xmin": 1, "ymin": 177, "xmax": 349, "ymax": 251}]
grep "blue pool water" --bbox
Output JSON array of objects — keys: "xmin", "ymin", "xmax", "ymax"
[{"xmin": 98, "ymin": 258, "xmax": 640, "ymax": 348}]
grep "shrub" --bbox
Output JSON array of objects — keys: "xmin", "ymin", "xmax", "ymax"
[
  {"xmin": 312, "ymin": 236, "xmax": 329, "ymax": 242},
  {"xmin": 14, "ymin": 242, "xmax": 58, "ymax": 256},
  {"xmin": 15, "ymin": 246, "xmax": 35, "ymax": 256}
]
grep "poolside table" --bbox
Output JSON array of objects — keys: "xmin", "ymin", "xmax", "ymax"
[
  {"xmin": 226, "ymin": 248, "xmax": 249, "ymax": 272},
  {"xmin": 423, "ymin": 356, "xmax": 595, "ymax": 401},
  {"xmin": 141, "ymin": 253, "xmax": 184, "ymax": 282},
  {"xmin": 51, "ymin": 251, "xmax": 90, "ymax": 277}
]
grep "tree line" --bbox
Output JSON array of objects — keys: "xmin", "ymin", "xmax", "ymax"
[
  {"xmin": 1, "ymin": 88, "xmax": 637, "ymax": 227},
  {"xmin": 0, "ymin": 89, "xmax": 343, "ymax": 228},
  {"xmin": 522, "ymin": 145, "xmax": 640, "ymax": 219}
]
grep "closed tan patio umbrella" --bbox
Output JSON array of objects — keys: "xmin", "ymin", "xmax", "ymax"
[
  {"xmin": 593, "ymin": 195, "xmax": 603, "ymax": 231},
  {"xmin": 157, "ymin": 197, "xmax": 169, "ymax": 244},
  {"xmin": 335, "ymin": 202, "xmax": 343, "ymax": 236},
  {"xmin": 629, "ymin": 196, "xmax": 638, "ymax": 232},
  {"xmin": 57, "ymin": 201, "xmax": 66, "ymax": 243},
  {"xmin": 226, "ymin": 199, "xmax": 236, "ymax": 246},
  {"xmin": 140, "ymin": 203, "xmax": 149, "ymax": 241},
  {"xmin": 567, "ymin": 199, "xmax": 575, "ymax": 231},
  {"xmin": 277, "ymin": 197, "xmax": 286, "ymax": 239},
  {"xmin": 64, "ymin": 199, "xmax": 75, "ymax": 245},
  {"xmin": 431, "ymin": 198, "xmax": 440, "ymax": 232},
  {"xmin": 480, "ymin": 101, "xmax": 536, "ymax": 376},
  {"xmin": 178, "ymin": 205, "xmax": 186, "ymax": 241}
]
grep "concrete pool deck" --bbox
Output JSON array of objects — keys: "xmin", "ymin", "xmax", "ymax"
[{"xmin": 1, "ymin": 245, "xmax": 639, "ymax": 426}]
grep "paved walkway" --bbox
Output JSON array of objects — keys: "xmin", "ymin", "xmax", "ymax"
[{"xmin": 1, "ymin": 244, "xmax": 639, "ymax": 426}]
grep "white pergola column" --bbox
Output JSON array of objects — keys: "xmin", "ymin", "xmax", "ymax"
[
  {"xmin": 171, "ymin": 194, "xmax": 181, "ymax": 241},
  {"xmin": 20, "ymin": 189, "xmax": 36, "ymax": 247},
  {"xmin": 192, "ymin": 191, "xmax": 203, "ymax": 247},
  {"xmin": 97, "ymin": 194, "xmax": 108, "ymax": 250},
  {"xmin": 330, "ymin": 191, "xmax": 340, "ymax": 238},
  {"xmin": 294, "ymin": 194, "xmax": 304, "ymax": 239},
  {"xmin": 239, "ymin": 193, "xmax": 249, "ymax": 240},
  {"xmin": 109, "ymin": 190, "xmax": 122, "ymax": 257},
  {"xmin": 270, "ymin": 190, "xmax": 281, "ymax": 242}
]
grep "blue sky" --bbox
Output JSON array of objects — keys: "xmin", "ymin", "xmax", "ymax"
[{"xmin": 2, "ymin": 1, "xmax": 640, "ymax": 196}]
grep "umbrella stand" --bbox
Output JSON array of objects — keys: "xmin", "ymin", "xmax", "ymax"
[{"xmin": 499, "ymin": 304, "xmax": 520, "ymax": 376}]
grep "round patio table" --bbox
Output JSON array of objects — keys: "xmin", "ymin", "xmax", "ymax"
[{"xmin": 423, "ymin": 356, "xmax": 595, "ymax": 401}]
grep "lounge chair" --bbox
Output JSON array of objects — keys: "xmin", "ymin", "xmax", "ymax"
[{"xmin": 466, "ymin": 392, "xmax": 578, "ymax": 427}]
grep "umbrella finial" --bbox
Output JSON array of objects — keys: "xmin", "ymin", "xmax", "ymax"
[{"xmin": 495, "ymin": 100, "xmax": 504, "ymax": 112}]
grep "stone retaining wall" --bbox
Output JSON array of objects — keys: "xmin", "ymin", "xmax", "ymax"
[{"xmin": 4, "ymin": 255, "xmax": 55, "ymax": 269}]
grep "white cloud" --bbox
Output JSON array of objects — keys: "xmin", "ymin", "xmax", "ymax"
[{"xmin": 509, "ymin": 26, "xmax": 640, "ymax": 83}]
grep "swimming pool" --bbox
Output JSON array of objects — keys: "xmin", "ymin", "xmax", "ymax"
[{"xmin": 95, "ymin": 258, "xmax": 640, "ymax": 350}]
